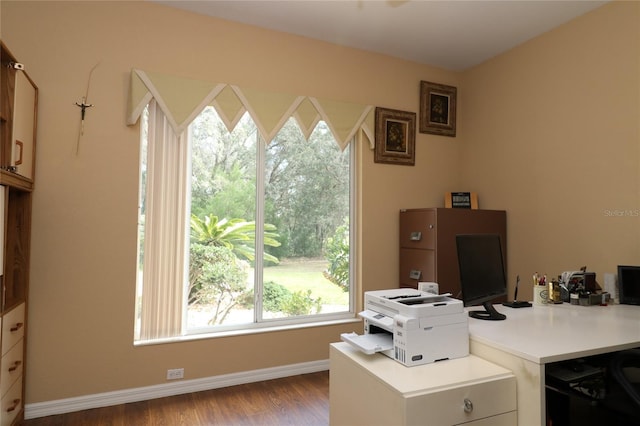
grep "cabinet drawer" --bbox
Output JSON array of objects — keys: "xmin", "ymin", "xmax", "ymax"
[
  {"xmin": 0, "ymin": 339, "xmax": 22, "ymax": 397},
  {"xmin": 399, "ymin": 248, "xmax": 434, "ymax": 287},
  {"xmin": 399, "ymin": 210, "xmax": 436, "ymax": 249},
  {"xmin": 456, "ymin": 410, "xmax": 517, "ymax": 425},
  {"xmin": 0, "ymin": 375, "xmax": 21, "ymax": 426},
  {"xmin": 2, "ymin": 304, "xmax": 25, "ymax": 356},
  {"xmin": 405, "ymin": 375, "xmax": 516, "ymax": 425}
]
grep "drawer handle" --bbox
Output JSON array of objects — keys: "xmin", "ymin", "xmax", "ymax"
[
  {"xmin": 8, "ymin": 360, "xmax": 22, "ymax": 372},
  {"xmin": 409, "ymin": 231, "xmax": 422, "ymax": 241},
  {"xmin": 409, "ymin": 270, "xmax": 422, "ymax": 280},
  {"xmin": 428, "ymin": 224, "xmax": 434, "ymax": 229},
  {"xmin": 6, "ymin": 398, "xmax": 20, "ymax": 413},
  {"xmin": 10, "ymin": 322, "xmax": 24, "ymax": 332},
  {"xmin": 463, "ymin": 398, "xmax": 473, "ymax": 413}
]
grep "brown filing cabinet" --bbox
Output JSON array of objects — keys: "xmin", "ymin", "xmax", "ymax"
[{"xmin": 399, "ymin": 208, "xmax": 506, "ymax": 298}]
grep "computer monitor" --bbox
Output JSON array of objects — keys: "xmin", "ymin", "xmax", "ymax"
[
  {"xmin": 618, "ymin": 265, "xmax": 640, "ymax": 305},
  {"xmin": 456, "ymin": 234, "xmax": 507, "ymax": 321}
]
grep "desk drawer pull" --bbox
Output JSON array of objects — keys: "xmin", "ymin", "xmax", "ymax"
[
  {"xmin": 6, "ymin": 398, "xmax": 20, "ymax": 412},
  {"xmin": 463, "ymin": 398, "xmax": 473, "ymax": 413},
  {"xmin": 10, "ymin": 322, "xmax": 24, "ymax": 332}
]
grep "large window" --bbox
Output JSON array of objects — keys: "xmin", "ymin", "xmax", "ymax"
[{"xmin": 135, "ymin": 102, "xmax": 354, "ymax": 341}]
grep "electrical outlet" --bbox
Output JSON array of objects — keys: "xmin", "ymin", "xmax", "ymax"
[{"xmin": 166, "ymin": 368, "xmax": 184, "ymax": 380}]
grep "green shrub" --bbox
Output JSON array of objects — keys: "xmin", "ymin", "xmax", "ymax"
[
  {"xmin": 281, "ymin": 289, "xmax": 322, "ymax": 316},
  {"xmin": 323, "ymin": 222, "xmax": 349, "ymax": 292},
  {"xmin": 263, "ymin": 281, "xmax": 291, "ymax": 312},
  {"xmin": 188, "ymin": 243, "xmax": 250, "ymax": 324}
]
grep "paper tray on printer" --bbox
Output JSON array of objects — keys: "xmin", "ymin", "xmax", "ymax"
[{"xmin": 340, "ymin": 332, "xmax": 393, "ymax": 355}]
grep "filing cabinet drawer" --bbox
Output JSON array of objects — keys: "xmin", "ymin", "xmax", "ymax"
[
  {"xmin": 405, "ymin": 374, "xmax": 517, "ymax": 425},
  {"xmin": 0, "ymin": 339, "xmax": 22, "ymax": 397},
  {"xmin": 399, "ymin": 248, "xmax": 434, "ymax": 287},
  {"xmin": 399, "ymin": 210, "xmax": 436, "ymax": 250},
  {"xmin": 0, "ymin": 375, "xmax": 22, "ymax": 426},
  {"xmin": 458, "ymin": 410, "xmax": 517, "ymax": 425},
  {"xmin": 1, "ymin": 304, "xmax": 25, "ymax": 356}
]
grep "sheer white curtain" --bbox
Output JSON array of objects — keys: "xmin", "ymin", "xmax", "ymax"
[{"xmin": 138, "ymin": 100, "xmax": 190, "ymax": 340}]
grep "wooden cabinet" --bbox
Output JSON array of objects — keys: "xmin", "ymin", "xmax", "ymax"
[
  {"xmin": 330, "ymin": 342, "xmax": 517, "ymax": 426},
  {"xmin": 1, "ymin": 43, "xmax": 37, "ymax": 181},
  {"xmin": 399, "ymin": 208, "xmax": 507, "ymax": 297},
  {"xmin": 0, "ymin": 42, "xmax": 36, "ymax": 425}
]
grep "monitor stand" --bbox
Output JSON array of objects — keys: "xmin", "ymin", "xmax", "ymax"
[
  {"xmin": 469, "ymin": 301, "xmax": 507, "ymax": 321},
  {"xmin": 502, "ymin": 300, "xmax": 532, "ymax": 308}
]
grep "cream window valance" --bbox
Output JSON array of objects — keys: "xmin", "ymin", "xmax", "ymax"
[{"xmin": 127, "ymin": 69, "xmax": 375, "ymax": 150}]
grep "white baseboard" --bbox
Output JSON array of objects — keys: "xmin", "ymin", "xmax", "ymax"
[{"xmin": 25, "ymin": 359, "xmax": 329, "ymax": 420}]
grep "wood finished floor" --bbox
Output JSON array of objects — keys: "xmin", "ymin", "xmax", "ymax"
[{"xmin": 22, "ymin": 371, "xmax": 329, "ymax": 426}]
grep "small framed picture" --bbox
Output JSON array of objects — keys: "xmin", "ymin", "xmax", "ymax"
[
  {"xmin": 374, "ymin": 107, "xmax": 416, "ymax": 166},
  {"xmin": 445, "ymin": 192, "xmax": 478, "ymax": 209},
  {"xmin": 419, "ymin": 81, "xmax": 457, "ymax": 137}
]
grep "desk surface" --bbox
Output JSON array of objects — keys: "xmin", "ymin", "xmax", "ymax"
[
  {"xmin": 468, "ymin": 303, "xmax": 640, "ymax": 364},
  {"xmin": 330, "ymin": 342, "xmax": 513, "ymax": 395}
]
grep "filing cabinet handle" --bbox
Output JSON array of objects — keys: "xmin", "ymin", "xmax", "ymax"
[
  {"xmin": 6, "ymin": 398, "xmax": 20, "ymax": 413},
  {"xmin": 463, "ymin": 398, "xmax": 473, "ymax": 413},
  {"xmin": 10, "ymin": 322, "xmax": 24, "ymax": 332},
  {"xmin": 409, "ymin": 231, "xmax": 422, "ymax": 241},
  {"xmin": 8, "ymin": 360, "xmax": 22, "ymax": 372}
]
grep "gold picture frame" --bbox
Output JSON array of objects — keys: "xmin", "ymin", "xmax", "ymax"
[
  {"xmin": 419, "ymin": 81, "xmax": 457, "ymax": 137},
  {"xmin": 374, "ymin": 107, "xmax": 416, "ymax": 166}
]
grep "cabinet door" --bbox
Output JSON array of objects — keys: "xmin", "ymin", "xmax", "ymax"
[
  {"xmin": 399, "ymin": 210, "xmax": 435, "ymax": 249},
  {"xmin": 11, "ymin": 71, "xmax": 37, "ymax": 180},
  {"xmin": 399, "ymin": 248, "xmax": 435, "ymax": 288}
]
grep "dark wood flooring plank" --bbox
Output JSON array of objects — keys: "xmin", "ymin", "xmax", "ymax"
[{"xmin": 23, "ymin": 371, "xmax": 329, "ymax": 426}]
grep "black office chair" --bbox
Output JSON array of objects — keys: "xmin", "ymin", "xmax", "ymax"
[
  {"xmin": 600, "ymin": 348, "xmax": 640, "ymax": 425},
  {"xmin": 610, "ymin": 349, "xmax": 640, "ymax": 408}
]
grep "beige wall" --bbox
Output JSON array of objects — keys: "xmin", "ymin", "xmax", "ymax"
[
  {"xmin": 2, "ymin": 1, "xmax": 461, "ymax": 403},
  {"xmin": 461, "ymin": 1, "xmax": 640, "ymax": 299},
  {"xmin": 2, "ymin": 0, "xmax": 638, "ymax": 406}
]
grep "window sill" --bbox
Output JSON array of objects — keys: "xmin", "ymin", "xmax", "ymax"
[{"xmin": 134, "ymin": 316, "xmax": 361, "ymax": 347}]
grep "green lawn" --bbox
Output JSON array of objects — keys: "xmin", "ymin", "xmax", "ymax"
[{"xmin": 263, "ymin": 258, "xmax": 349, "ymax": 305}]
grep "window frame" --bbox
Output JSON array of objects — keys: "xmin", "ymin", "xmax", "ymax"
[{"xmin": 135, "ymin": 106, "xmax": 357, "ymax": 344}]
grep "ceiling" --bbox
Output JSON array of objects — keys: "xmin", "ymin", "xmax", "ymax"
[{"xmin": 153, "ymin": 0, "xmax": 608, "ymax": 71}]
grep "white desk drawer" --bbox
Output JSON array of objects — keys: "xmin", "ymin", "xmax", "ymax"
[
  {"xmin": 405, "ymin": 374, "xmax": 517, "ymax": 425},
  {"xmin": 0, "ymin": 375, "xmax": 22, "ymax": 426},
  {"xmin": 0, "ymin": 339, "xmax": 22, "ymax": 397},
  {"xmin": 458, "ymin": 410, "xmax": 517, "ymax": 425},
  {"xmin": 1, "ymin": 304, "xmax": 25, "ymax": 356}
]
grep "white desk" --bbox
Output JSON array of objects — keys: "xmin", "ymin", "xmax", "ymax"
[
  {"xmin": 468, "ymin": 303, "xmax": 640, "ymax": 426},
  {"xmin": 330, "ymin": 342, "xmax": 517, "ymax": 426}
]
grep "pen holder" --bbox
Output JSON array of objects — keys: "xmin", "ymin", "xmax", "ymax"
[{"xmin": 533, "ymin": 285, "xmax": 548, "ymax": 305}]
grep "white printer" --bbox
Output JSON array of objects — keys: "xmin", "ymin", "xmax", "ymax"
[{"xmin": 341, "ymin": 288, "xmax": 469, "ymax": 367}]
